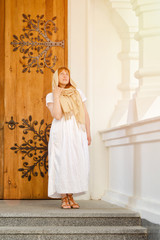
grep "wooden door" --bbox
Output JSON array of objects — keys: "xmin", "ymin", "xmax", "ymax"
[{"xmin": 0, "ymin": 0, "xmax": 68, "ymax": 199}]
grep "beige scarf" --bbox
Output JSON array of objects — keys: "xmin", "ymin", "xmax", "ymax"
[{"xmin": 52, "ymin": 69, "xmax": 86, "ymax": 131}]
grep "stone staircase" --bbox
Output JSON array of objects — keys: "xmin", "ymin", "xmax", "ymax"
[{"xmin": 0, "ymin": 199, "xmax": 148, "ymax": 240}]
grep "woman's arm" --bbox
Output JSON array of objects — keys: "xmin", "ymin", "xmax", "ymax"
[
  {"xmin": 83, "ymin": 102, "xmax": 91, "ymax": 145},
  {"xmin": 47, "ymin": 87, "xmax": 63, "ymax": 120}
]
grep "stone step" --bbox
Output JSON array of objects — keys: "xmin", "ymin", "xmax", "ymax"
[
  {"xmin": 0, "ymin": 200, "xmax": 141, "ymax": 227},
  {"xmin": 0, "ymin": 215, "xmax": 141, "ymax": 227},
  {"xmin": 0, "ymin": 213, "xmax": 141, "ymax": 227},
  {"xmin": 0, "ymin": 226, "xmax": 148, "ymax": 240}
]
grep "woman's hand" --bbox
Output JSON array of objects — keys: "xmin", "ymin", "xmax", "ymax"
[
  {"xmin": 53, "ymin": 86, "xmax": 63, "ymax": 99},
  {"xmin": 87, "ymin": 133, "xmax": 91, "ymax": 145},
  {"xmin": 83, "ymin": 102, "xmax": 91, "ymax": 146}
]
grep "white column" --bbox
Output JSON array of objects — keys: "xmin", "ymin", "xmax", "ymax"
[
  {"xmin": 131, "ymin": 0, "xmax": 160, "ymax": 120},
  {"xmin": 106, "ymin": 0, "xmax": 139, "ymax": 127}
]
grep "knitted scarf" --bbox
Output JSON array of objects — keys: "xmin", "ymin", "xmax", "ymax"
[{"xmin": 52, "ymin": 69, "xmax": 86, "ymax": 131}]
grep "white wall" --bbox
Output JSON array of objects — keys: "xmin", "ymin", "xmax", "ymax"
[
  {"xmin": 88, "ymin": 0, "xmax": 121, "ymax": 200},
  {"xmin": 68, "ymin": 0, "xmax": 121, "ymax": 199},
  {"xmin": 68, "ymin": 0, "xmax": 87, "ymax": 91}
]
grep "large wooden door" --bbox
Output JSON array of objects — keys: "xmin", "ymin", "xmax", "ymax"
[{"xmin": 0, "ymin": 0, "xmax": 68, "ymax": 199}]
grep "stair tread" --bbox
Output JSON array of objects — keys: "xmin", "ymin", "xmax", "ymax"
[
  {"xmin": 0, "ymin": 208, "xmax": 140, "ymax": 218},
  {"xmin": 0, "ymin": 200, "xmax": 140, "ymax": 218},
  {"xmin": 0, "ymin": 226, "xmax": 147, "ymax": 234},
  {"xmin": 0, "ymin": 213, "xmax": 140, "ymax": 217}
]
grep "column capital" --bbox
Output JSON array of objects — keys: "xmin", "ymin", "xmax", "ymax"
[{"xmin": 131, "ymin": 0, "xmax": 160, "ymax": 15}]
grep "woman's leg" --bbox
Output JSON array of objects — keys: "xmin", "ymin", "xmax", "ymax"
[
  {"xmin": 61, "ymin": 193, "xmax": 67, "ymax": 198},
  {"xmin": 67, "ymin": 193, "xmax": 80, "ymax": 208},
  {"xmin": 61, "ymin": 194, "xmax": 71, "ymax": 209}
]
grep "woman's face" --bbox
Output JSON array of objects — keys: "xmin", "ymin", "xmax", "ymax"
[{"xmin": 58, "ymin": 70, "xmax": 70, "ymax": 88}]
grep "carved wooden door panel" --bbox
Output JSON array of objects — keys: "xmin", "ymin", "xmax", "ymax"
[{"xmin": 1, "ymin": 0, "xmax": 67, "ymax": 199}]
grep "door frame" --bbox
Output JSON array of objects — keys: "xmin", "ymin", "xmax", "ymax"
[{"xmin": 0, "ymin": 0, "xmax": 5, "ymax": 199}]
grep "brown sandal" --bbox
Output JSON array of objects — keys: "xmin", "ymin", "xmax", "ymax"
[
  {"xmin": 61, "ymin": 195, "xmax": 71, "ymax": 209},
  {"xmin": 67, "ymin": 194, "xmax": 80, "ymax": 209}
]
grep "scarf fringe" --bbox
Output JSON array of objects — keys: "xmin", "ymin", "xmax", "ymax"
[{"xmin": 63, "ymin": 112, "xmax": 86, "ymax": 132}]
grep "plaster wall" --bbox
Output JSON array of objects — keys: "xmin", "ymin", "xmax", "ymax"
[{"xmin": 68, "ymin": 0, "xmax": 121, "ymax": 199}]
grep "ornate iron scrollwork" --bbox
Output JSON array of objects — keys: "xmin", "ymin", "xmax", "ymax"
[
  {"xmin": 10, "ymin": 14, "xmax": 64, "ymax": 74},
  {"xmin": 5, "ymin": 116, "xmax": 19, "ymax": 130},
  {"xmin": 6, "ymin": 115, "xmax": 51, "ymax": 181}
]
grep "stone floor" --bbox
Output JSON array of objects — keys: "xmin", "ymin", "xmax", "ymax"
[{"xmin": 0, "ymin": 199, "xmax": 139, "ymax": 217}]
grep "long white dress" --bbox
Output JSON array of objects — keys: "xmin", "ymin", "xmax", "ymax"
[{"xmin": 46, "ymin": 88, "xmax": 90, "ymax": 198}]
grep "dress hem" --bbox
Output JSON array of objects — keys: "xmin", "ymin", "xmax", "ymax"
[{"xmin": 48, "ymin": 189, "xmax": 88, "ymax": 199}]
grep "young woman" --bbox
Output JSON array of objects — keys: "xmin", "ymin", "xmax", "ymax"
[{"xmin": 46, "ymin": 67, "xmax": 91, "ymax": 209}]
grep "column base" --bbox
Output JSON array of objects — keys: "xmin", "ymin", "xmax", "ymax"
[
  {"xmin": 109, "ymin": 100, "xmax": 130, "ymax": 127},
  {"xmin": 135, "ymin": 96, "xmax": 160, "ymax": 120}
]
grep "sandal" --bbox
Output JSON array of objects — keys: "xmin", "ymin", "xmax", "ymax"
[
  {"xmin": 67, "ymin": 194, "xmax": 80, "ymax": 209},
  {"xmin": 61, "ymin": 195, "xmax": 71, "ymax": 209}
]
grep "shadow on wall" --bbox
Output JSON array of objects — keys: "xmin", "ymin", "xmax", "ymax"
[{"xmin": 142, "ymin": 219, "xmax": 160, "ymax": 240}]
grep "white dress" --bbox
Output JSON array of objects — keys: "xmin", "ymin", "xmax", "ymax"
[{"xmin": 46, "ymin": 88, "xmax": 90, "ymax": 198}]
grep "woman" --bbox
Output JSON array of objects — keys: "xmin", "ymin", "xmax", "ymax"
[{"xmin": 46, "ymin": 67, "xmax": 91, "ymax": 209}]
